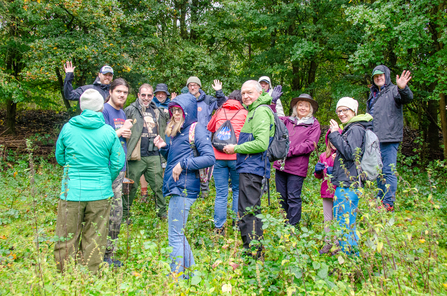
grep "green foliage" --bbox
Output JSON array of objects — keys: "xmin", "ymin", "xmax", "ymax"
[{"xmin": 0, "ymin": 141, "xmax": 446, "ymax": 294}]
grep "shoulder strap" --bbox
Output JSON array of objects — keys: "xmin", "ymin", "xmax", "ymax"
[
  {"xmin": 229, "ymin": 108, "xmax": 243, "ymax": 121},
  {"xmin": 189, "ymin": 122, "xmax": 197, "ymax": 146},
  {"xmin": 248, "ymin": 104, "xmax": 271, "ymax": 122}
]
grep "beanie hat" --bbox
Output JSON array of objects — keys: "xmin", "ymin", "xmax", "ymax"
[
  {"xmin": 336, "ymin": 97, "xmax": 358, "ymax": 115},
  {"xmin": 186, "ymin": 76, "xmax": 201, "ymax": 87},
  {"xmin": 80, "ymin": 89, "xmax": 104, "ymax": 112}
]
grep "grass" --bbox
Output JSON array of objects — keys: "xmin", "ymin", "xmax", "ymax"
[{"xmin": 0, "ymin": 144, "xmax": 447, "ymax": 295}]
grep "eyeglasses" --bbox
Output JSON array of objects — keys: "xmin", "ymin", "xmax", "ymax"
[
  {"xmin": 171, "ymin": 107, "xmax": 182, "ymax": 114},
  {"xmin": 336, "ymin": 108, "xmax": 351, "ymax": 115},
  {"xmin": 140, "ymin": 94, "xmax": 153, "ymax": 98},
  {"xmin": 188, "ymin": 83, "xmax": 199, "ymax": 88}
]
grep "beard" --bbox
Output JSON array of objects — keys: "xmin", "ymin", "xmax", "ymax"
[{"xmin": 110, "ymin": 96, "xmax": 125, "ymax": 109}]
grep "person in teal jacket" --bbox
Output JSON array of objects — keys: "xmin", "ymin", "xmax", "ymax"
[{"xmin": 54, "ymin": 89, "xmax": 125, "ymax": 274}]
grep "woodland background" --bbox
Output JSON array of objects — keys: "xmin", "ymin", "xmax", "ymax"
[{"xmin": 1, "ymin": 0, "xmax": 447, "ymax": 162}]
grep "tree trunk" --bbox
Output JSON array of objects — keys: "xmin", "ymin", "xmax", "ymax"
[
  {"xmin": 307, "ymin": 60, "xmax": 318, "ymax": 96},
  {"xmin": 6, "ymin": 99, "xmax": 16, "ymax": 135},
  {"xmin": 55, "ymin": 67, "xmax": 71, "ymax": 111},
  {"xmin": 439, "ymin": 94, "xmax": 447, "ymax": 159},
  {"xmin": 427, "ymin": 99, "xmax": 440, "ymax": 158}
]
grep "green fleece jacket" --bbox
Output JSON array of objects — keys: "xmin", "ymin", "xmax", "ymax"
[{"xmin": 234, "ymin": 92, "xmax": 275, "ymax": 154}]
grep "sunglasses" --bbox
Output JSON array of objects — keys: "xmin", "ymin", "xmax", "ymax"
[{"xmin": 140, "ymin": 93, "xmax": 153, "ymax": 98}]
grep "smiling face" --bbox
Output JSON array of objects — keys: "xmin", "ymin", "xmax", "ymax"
[
  {"xmin": 295, "ymin": 101, "xmax": 311, "ymax": 119},
  {"xmin": 188, "ymin": 83, "xmax": 200, "ymax": 97},
  {"xmin": 138, "ymin": 87, "xmax": 153, "ymax": 107},
  {"xmin": 98, "ymin": 72, "xmax": 113, "ymax": 85},
  {"xmin": 241, "ymin": 82, "xmax": 262, "ymax": 106},
  {"xmin": 336, "ymin": 106, "xmax": 355, "ymax": 124},
  {"xmin": 171, "ymin": 107, "xmax": 183, "ymax": 122},
  {"xmin": 373, "ymin": 73, "xmax": 386, "ymax": 88},
  {"xmin": 259, "ymin": 81, "xmax": 269, "ymax": 92},
  {"xmin": 155, "ymin": 91, "xmax": 167, "ymax": 103},
  {"xmin": 108, "ymin": 85, "xmax": 128, "ymax": 110}
]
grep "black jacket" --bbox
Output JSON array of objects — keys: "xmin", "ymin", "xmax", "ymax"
[
  {"xmin": 328, "ymin": 120, "xmax": 373, "ymax": 188},
  {"xmin": 367, "ymin": 65, "xmax": 413, "ymax": 143},
  {"xmin": 63, "ymin": 72, "xmax": 110, "ymax": 101}
]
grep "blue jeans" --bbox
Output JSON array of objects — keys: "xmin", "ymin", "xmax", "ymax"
[
  {"xmin": 168, "ymin": 195, "xmax": 196, "ymax": 276},
  {"xmin": 377, "ymin": 142, "xmax": 399, "ymax": 206},
  {"xmin": 213, "ymin": 160, "xmax": 239, "ymax": 228},
  {"xmin": 333, "ymin": 187, "xmax": 359, "ymax": 255}
]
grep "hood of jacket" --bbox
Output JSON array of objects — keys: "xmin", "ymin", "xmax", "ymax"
[
  {"xmin": 342, "ymin": 113, "xmax": 374, "ymax": 132},
  {"xmin": 371, "ymin": 65, "xmax": 392, "ymax": 90},
  {"xmin": 222, "ymin": 99, "xmax": 245, "ymax": 110},
  {"xmin": 195, "ymin": 89, "xmax": 208, "ymax": 103},
  {"xmin": 153, "ymin": 96, "xmax": 171, "ymax": 108},
  {"xmin": 247, "ymin": 92, "xmax": 273, "ymax": 111},
  {"xmin": 69, "ymin": 110, "xmax": 105, "ymax": 129},
  {"xmin": 258, "ymin": 76, "xmax": 273, "ymax": 91},
  {"xmin": 168, "ymin": 94, "xmax": 197, "ymax": 128},
  {"xmin": 346, "ymin": 113, "xmax": 373, "ymax": 125}
]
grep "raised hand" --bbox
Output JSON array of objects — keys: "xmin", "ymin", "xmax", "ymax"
[
  {"xmin": 171, "ymin": 92, "xmax": 177, "ymax": 99},
  {"xmin": 64, "ymin": 61, "xmax": 75, "ymax": 73},
  {"xmin": 329, "ymin": 119, "xmax": 340, "ymax": 133},
  {"xmin": 271, "ymin": 85, "xmax": 283, "ymax": 104},
  {"xmin": 212, "ymin": 80, "xmax": 222, "ymax": 91},
  {"xmin": 396, "ymin": 70, "xmax": 412, "ymax": 90}
]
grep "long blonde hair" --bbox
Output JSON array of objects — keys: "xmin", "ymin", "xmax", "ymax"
[{"xmin": 165, "ymin": 115, "xmax": 185, "ymax": 137}]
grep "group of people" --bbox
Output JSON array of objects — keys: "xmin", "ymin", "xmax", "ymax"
[{"xmin": 53, "ymin": 61, "xmax": 413, "ymax": 276}]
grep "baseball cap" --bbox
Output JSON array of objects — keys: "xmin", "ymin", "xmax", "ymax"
[
  {"xmin": 100, "ymin": 65, "xmax": 114, "ymax": 75},
  {"xmin": 372, "ymin": 69, "xmax": 385, "ymax": 76}
]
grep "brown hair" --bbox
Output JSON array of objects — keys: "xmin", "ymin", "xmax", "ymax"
[{"xmin": 106, "ymin": 78, "xmax": 129, "ymax": 102}]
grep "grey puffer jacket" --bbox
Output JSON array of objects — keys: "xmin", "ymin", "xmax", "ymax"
[{"xmin": 367, "ymin": 65, "xmax": 413, "ymax": 143}]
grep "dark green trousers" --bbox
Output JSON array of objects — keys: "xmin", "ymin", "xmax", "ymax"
[
  {"xmin": 124, "ymin": 155, "xmax": 166, "ymax": 219},
  {"xmin": 54, "ymin": 198, "xmax": 111, "ymax": 274}
]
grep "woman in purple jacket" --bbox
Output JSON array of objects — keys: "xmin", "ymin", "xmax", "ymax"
[{"xmin": 273, "ymin": 94, "xmax": 321, "ymax": 226}]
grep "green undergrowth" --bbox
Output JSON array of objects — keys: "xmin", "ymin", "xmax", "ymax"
[{"xmin": 0, "ymin": 143, "xmax": 447, "ymax": 295}]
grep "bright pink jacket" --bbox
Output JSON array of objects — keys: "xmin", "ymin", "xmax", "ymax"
[
  {"xmin": 207, "ymin": 100, "xmax": 248, "ymax": 160},
  {"xmin": 314, "ymin": 151, "xmax": 336, "ymax": 199}
]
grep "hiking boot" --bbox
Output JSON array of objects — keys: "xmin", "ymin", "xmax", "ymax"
[
  {"xmin": 384, "ymin": 203, "xmax": 394, "ymax": 212},
  {"xmin": 319, "ymin": 244, "xmax": 333, "ymax": 255},
  {"xmin": 104, "ymin": 258, "xmax": 123, "ymax": 267},
  {"xmin": 214, "ymin": 227, "xmax": 225, "ymax": 236},
  {"xmin": 378, "ymin": 203, "xmax": 394, "ymax": 212}
]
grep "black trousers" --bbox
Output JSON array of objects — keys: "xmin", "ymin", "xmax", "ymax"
[
  {"xmin": 238, "ymin": 173, "xmax": 263, "ymax": 250},
  {"xmin": 275, "ymin": 170, "xmax": 305, "ymax": 226}
]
